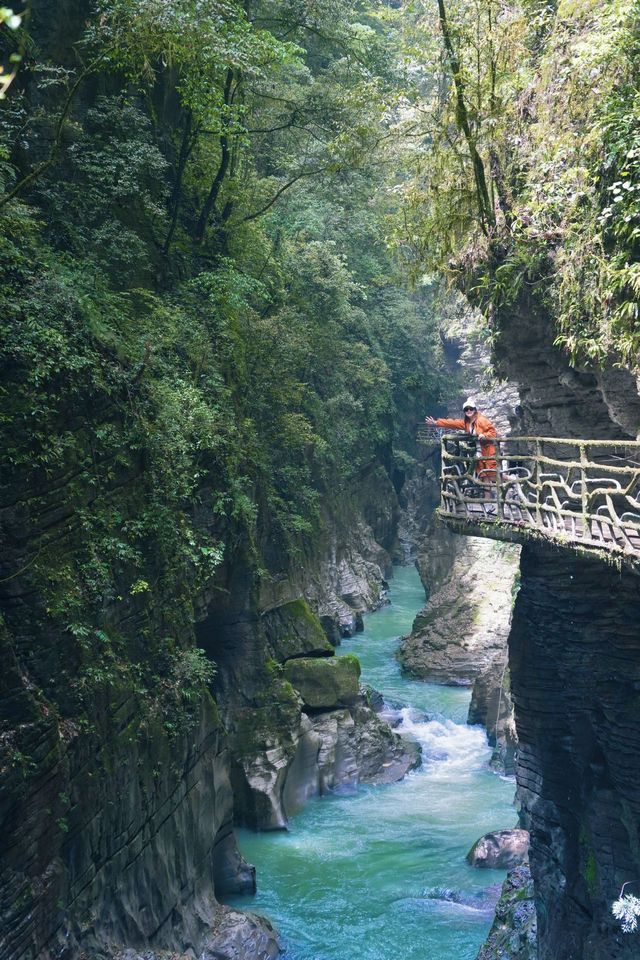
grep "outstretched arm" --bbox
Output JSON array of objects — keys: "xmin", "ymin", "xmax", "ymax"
[{"xmin": 429, "ymin": 416, "xmax": 466, "ymax": 430}]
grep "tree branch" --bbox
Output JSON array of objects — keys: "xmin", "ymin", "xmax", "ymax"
[
  {"xmin": 163, "ymin": 108, "xmax": 199, "ymax": 255},
  {"xmin": 230, "ymin": 166, "xmax": 335, "ymax": 227},
  {"xmin": 193, "ymin": 67, "xmax": 235, "ymax": 244},
  {"xmin": 0, "ymin": 54, "xmax": 106, "ymax": 210},
  {"xmin": 436, "ymin": 0, "xmax": 495, "ymax": 232}
]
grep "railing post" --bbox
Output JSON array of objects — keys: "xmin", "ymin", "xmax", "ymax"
[
  {"xmin": 495, "ymin": 438, "xmax": 503, "ymax": 519},
  {"xmin": 580, "ymin": 442, "xmax": 588, "ymax": 539},
  {"xmin": 534, "ymin": 439, "xmax": 542, "ymax": 527}
]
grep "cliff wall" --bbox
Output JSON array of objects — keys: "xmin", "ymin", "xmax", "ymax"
[
  {"xmin": 484, "ymin": 292, "xmax": 640, "ymax": 955},
  {"xmin": 0, "ymin": 1, "xmax": 445, "ymax": 955},
  {"xmin": 0, "ymin": 451, "xmax": 414, "ymax": 960},
  {"xmin": 510, "ymin": 543, "xmax": 640, "ymax": 959}
]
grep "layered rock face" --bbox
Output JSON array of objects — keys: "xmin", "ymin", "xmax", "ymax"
[
  {"xmin": 400, "ymin": 533, "xmax": 519, "ymax": 685},
  {"xmin": 473, "ymin": 281, "xmax": 640, "ymax": 956},
  {"xmin": 259, "ymin": 466, "xmax": 398, "ymax": 637},
  {"xmin": 493, "ymin": 294, "xmax": 640, "ymax": 441},
  {"xmin": 0, "ymin": 455, "xmax": 413, "ymax": 960},
  {"xmin": 468, "ymin": 660, "xmax": 518, "ymax": 774},
  {"xmin": 509, "ymin": 542, "xmax": 640, "ymax": 959},
  {"xmin": 200, "ymin": 560, "xmax": 419, "ymax": 832},
  {"xmin": 0, "ymin": 630, "xmax": 264, "ymax": 960}
]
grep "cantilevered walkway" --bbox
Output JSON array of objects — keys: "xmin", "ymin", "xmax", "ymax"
[{"xmin": 432, "ymin": 433, "xmax": 640, "ymax": 570}]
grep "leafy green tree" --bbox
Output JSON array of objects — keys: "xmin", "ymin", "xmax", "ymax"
[{"xmin": 0, "ymin": 0, "xmax": 446, "ymax": 712}]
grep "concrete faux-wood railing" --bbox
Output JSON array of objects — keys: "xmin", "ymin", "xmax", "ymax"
[{"xmin": 434, "ymin": 433, "xmax": 640, "ymax": 568}]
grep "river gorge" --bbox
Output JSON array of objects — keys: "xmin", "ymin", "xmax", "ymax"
[
  {"xmin": 3, "ymin": 1, "xmax": 640, "ymax": 958},
  {"xmin": 227, "ymin": 566, "xmax": 515, "ymax": 960}
]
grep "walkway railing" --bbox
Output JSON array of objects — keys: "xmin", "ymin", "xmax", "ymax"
[{"xmin": 437, "ymin": 434, "xmax": 640, "ymax": 560}]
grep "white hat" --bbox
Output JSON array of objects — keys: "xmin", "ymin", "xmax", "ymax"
[{"xmin": 463, "ymin": 397, "xmax": 477, "ymax": 410}]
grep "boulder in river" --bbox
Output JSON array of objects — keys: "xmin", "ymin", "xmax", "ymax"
[
  {"xmin": 284, "ymin": 654, "xmax": 361, "ymax": 709},
  {"xmin": 111, "ymin": 907, "xmax": 283, "ymax": 960},
  {"xmin": 201, "ymin": 907, "xmax": 284, "ymax": 960},
  {"xmin": 467, "ymin": 828, "xmax": 530, "ymax": 869},
  {"xmin": 309, "ymin": 700, "xmax": 421, "ymax": 791}
]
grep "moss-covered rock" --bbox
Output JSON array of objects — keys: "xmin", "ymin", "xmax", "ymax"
[
  {"xmin": 231, "ymin": 679, "xmax": 301, "ymax": 762},
  {"xmin": 263, "ymin": 599, "xmax": 334, "ymax": 662},
  {"xmin": 477, "ymin": 864, "xmax": 537, "ymax": 960},
  {"xmin": 284, "ymin": 655, "xmax": 361, "ymax": 710}
]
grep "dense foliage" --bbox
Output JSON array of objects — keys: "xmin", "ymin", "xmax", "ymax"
[
  {"xmin": 398, "ymin": 0, "xmax": 640, "ymax": 366},
  {"xmin": 0, "ymin": 0, "xmax": 446, "ymax": 712}
]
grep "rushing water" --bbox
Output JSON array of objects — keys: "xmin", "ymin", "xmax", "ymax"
[{"xmin": 227, "ymin": 565, "xmax": 515, "ymax": 960}]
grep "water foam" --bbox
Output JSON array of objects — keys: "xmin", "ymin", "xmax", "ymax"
[{"xmin": 397, "ymin": 707, "xmax": 491, "ymax": 778}]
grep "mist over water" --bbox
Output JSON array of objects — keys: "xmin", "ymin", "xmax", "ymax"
[{"xmin": 227, "ymin": 565, "xmax": 515, "ymax": 959}]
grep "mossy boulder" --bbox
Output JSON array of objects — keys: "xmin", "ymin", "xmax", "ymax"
[
  {"xmin": 231, "ymin": 678, "xmax": 301, "ymax": 761},
  {"xmin": 264, "ymin": 599, "xmax": 335, "ymax": 662},
  {"xmin": 284, "ymin": 655, "xmax": 361, "ymax": 710}
]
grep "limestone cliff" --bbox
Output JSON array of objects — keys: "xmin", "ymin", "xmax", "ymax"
[
  {"xmin": 508, "ymin": 543, "xmax": 640, "ymax": 959},
  {"xmin": 197, "ymin": 476, "xmax": 419, "ymax": 834},
  {"xmin": 0, "ymin": 618, "xmax": 264, "ymax": 960},
  {"xmin": 476, "ymin": 290, "xmax": 640, "ymax": 955}
]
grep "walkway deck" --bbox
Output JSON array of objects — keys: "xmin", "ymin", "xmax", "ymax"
[{"xmin": 434, "ymin": 434, "xmax": 640, "ymax": 569}]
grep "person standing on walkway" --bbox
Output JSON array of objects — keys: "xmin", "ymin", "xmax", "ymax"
[{"xmin": 425, "ymin": 397, "xmax": 498, "ymax": 481}]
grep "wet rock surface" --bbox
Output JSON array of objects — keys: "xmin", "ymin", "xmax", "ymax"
[
  {"xmin": 398, "ymin": 535, "xmax": 520, "ymax": 686},
  {"xmin": 468, "ymin": 662, "xmax": 518, "ymax": 775},
  {"xmin": 467, "ymin": 829, "xmax": 530, "ymax": 870},
  {"xmin": 112, "ymin": 907, "xmax": 283, "ymax": 960},
  {"xmin": 476, "ymin": 864, "xmax": 537, "ymax": 960},
  {"xmin": 309, "ymin": 698, "xmax": 421, "ymax": 791},
  {"xmin": 232, "ymin": 682, "xmax": 421, "ymax": 828}
]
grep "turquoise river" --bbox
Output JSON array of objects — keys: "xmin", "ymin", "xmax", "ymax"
[{"xmin": 227, "ymin": 564, "xmax": 516, "ymax": 959}]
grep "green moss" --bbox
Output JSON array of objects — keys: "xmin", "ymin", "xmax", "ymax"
[
  {"xmin": 231, "ymin": 678, "xmax": 301, "ymax": 760},
  {"xmin": 284, "ymin": 655, "xmax": 361, "ymax": 709},
  {"xmin": 580, "ymin": 824, "xmax": 599, "ymax": 896},
  {"xmin": 340, "ymin": 653, "xmax": 361, "ymax": 670},
  {"xmin": 286, "ymin": 598, "xmax": 321, "ymax": 628},
  {"xmin": 268, "ymin": 599, "xmax": 334, "ymax": 662}
]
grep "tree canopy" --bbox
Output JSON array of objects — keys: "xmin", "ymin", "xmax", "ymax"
[
  {"xmin": 0, "ymin": 0, "xmax": 448, "ymax": 706},
  {"xmin": 396, "ymin": 0, "xmax": 640, "ymax": 365}
]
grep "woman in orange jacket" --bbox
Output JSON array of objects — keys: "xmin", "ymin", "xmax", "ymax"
[{"xmin": 425, "ymin": 397, "xmax": 498, "ymax": 481}]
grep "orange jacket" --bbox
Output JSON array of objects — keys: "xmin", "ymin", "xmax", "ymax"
[{"xmin": 436, "ymin": 412, "xmax": 497, "ymax": 477}]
